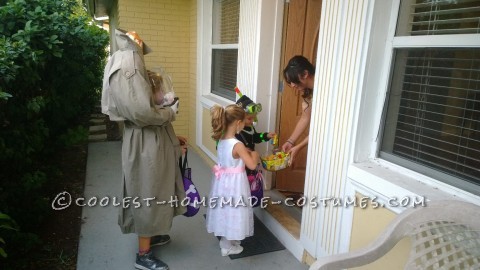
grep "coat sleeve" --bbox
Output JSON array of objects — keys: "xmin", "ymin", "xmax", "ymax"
[{"xmin": 108, "ymin": 51, "xmax": 175, "ymax": 127}]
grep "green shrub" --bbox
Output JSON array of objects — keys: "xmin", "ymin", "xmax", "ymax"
[
  {"xmin": 0, "ymin": 212, "xmax": 19, "ymax": 258},
  {"xmin": 59, "ymin": 125, "xmax": 89, "ymax": 146},
  {"xmin": 0, "ymin": 0, "xmax": 109, "ymax": 266}
]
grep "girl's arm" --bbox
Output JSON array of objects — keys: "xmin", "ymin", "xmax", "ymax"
[{"xmin": 233, "ymin": 142, "xmax": 259, "ymax": 170}]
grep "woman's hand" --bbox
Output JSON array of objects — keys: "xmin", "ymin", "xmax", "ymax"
[
  {"xmin": 286, "ymin": 135, "xmax": 308, "ymax": 166},
  {"xmin": 287, "ymin": 145, "xmax": 300, "ymax": 166},
  {"xmin": 282, "ymin": 141, "xmax": 294, "ymax": 153}
]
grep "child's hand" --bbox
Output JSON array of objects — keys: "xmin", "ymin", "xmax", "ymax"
[
  {"xmin": 177, "ymin": 136, "xmax": 188, "ymax": 155},
  {"xmin": 170, "ymin": 99, "xmax": 180, "ymax": 114},
  {"xmin": 162, "ymin": 92, "xmax": 175, "ymax": 106},
  {"xmin": 180, "ymin": 144, "xmax": 187, "ymax": 155},
  {"xmin": 177, "ymin": 135, "xmax": 188, "ymax": 145},
  {"xmin": 267, "ymin": 132, "xmax": 276, "ymax": 139}
]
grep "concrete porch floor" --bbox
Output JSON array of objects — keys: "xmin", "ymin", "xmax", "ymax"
[{"xmin": 77, "ymin": 141, "xmax": 309, "ymax": 269}]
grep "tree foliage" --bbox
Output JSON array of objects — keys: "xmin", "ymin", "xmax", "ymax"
[{"xmin": 0, "ymin": 0, "xmax": 109, "ymax": 266}]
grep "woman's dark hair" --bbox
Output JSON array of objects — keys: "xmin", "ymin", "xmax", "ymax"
[
  {"xmin": 283, "ymin": 55, "xmax": 315, "ymax": 85},
  {"xmin": 283, "ymin": 55, "xmax": 315, "ymax": 103}
]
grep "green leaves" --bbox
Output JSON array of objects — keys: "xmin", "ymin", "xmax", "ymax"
[
  {"xmin": 59, "ymin": 125, "xmax": 89, "ymax": 146},
  {"xmin": 0, "ymin": 91, "xmax": 12, "ymax": 100},
  {"xmin": 27, "ymin": 96, "xmax": 45, "ymax": 113},
  {"xmin": 0, "ymin": 0, "xmax": 109, "ymax": 265},
  {"xmin": 21, "ymin": 171, "xmax": 47, "ymax": 191},
  {"xmin": 0, "ymin": 212, "xmax": 19, "ymax": 258},
  {"xmin": 0, "ymin": 213, "xmax": 19, "ymax": 231}
]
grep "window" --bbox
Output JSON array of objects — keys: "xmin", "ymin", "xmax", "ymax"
[
  {"xmin": 380, "ymin": 0, "xmax": 480, "ymax": 192},
  {"xmin": 210, "ymin": 0, "xmax": 239, "ymax": 101}
]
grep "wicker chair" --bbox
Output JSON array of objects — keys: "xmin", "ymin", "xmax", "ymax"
[{"xmin": 309, "ymin": 200, "xmax": 480, "ymax": 270}]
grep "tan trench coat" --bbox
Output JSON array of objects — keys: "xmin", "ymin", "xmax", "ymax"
[{"xmin": 102, "ymin": 30, "xmax": 186, "ymax": 237}]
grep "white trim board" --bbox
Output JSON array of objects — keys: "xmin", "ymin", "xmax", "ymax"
[{"xmin": 347, "ymin": 162, "xmax": 480, "ymax": 214}]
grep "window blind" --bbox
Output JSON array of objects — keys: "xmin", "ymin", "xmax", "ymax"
[
  {"xmin": 212, "ymin": 0, "xmax": 240, "ymax": 44},
  {"xmin": 210, "ymin": 0, "xmax": 239, "ymax": 101},
  {"xmin": 381, "ymin": 48, "xmax": 480, "ymax": 185},
  {"xmin": 211, "ymin": 49, "xmax": 238, "ymax": 100},
  {"xmin": 396, "ymin": 0, "xmax": 480, "ymax": 36}
]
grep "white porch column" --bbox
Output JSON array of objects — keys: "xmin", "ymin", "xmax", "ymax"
[
  {"xmin": 237, "ymin": 0, "xmax": 260, "ymax": 98},
  {"xmin": 301, "ymin": 0, "xmax": 375, "ymax": 257},
  {"xmin": 237, "ymin": 0, "xmax": 284, "ymax": 188}
]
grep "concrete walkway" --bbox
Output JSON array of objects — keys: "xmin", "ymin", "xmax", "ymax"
[{"xmin": 77, "ymin": 141, "xmax": 308, "ymax": 270}]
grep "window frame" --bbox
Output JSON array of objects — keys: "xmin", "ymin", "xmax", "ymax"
[
  {"xmin": 345, "ymin": 0, "xmax": 480, "ymax": 217},
  {"xmin": 200, "ymin": 0, "xmax": 239, "ymax": 107},
  {"xmin": 376, "ymin": 0, "xmax": 480, "ymax": 195}
]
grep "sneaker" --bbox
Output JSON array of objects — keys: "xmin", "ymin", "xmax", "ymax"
[
  {"xmin": 150, "ymin": 235, "xmax": 171, "ymax": 247},
  {"xmin": 232, "ymin": 240, "xmax": 241, "ymax": 246},
  {"xmin": 221, "ymin": 245, "xmax": 244, "ymax": 256},
  {"xmin": 135, "ymin": 251, "xmax": 169, "ymax": 270}
]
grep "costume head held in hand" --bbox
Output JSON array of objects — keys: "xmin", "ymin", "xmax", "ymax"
[{"xmin": 115, "ymin": 29, "xmax": 153, "ymax": 55}]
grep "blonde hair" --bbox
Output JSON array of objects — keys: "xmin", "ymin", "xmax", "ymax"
[
  {"xmin": 147, "ymin": 70, "xmax": 164, "ymax": 107},
  {"xmin": 211, "ymin": 104, "xmax": 245, "ymax": 141}
]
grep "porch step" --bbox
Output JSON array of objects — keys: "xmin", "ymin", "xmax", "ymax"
[
  {"xmin": 89, "ymin": 118, "xmax": 106, "ymax": 125},
  {"xmin": 88, "ymin": 111, "xmax": 107, "ymax": 142},
  {"xmin": 90, "ymin": 113, "xmax": 105, "ymax": 119},
  {"xmin": 264, "ymin": 203, "xmax": 301, "ymax": 239},
  {"xmin": 263, "ymin": 190, "xmax": 302, "ymax": 239},
  {"xmin": 89, "ymin": 125, "xmax": 106, "ymax": 132},
  {"xmin": 88, "ymin": 133, "xmax": 107, "ymax": 142}
]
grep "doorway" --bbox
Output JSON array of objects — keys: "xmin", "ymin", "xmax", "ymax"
[{"xmin": 275, "ymin": 0, "xmax": 321, "ymax": 197}]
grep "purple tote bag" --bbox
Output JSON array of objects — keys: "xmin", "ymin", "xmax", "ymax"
[
  {"xmin": 248, "ymin": 166, "xmax": 264, "ymax": 208},
  {"xmin": 179, "ymin": 150, "xmax": 201, "ymax": 217}
]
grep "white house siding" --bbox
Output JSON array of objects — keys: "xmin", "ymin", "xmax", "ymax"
[{"xmin": 304, "ymin": 0, "xmax": 480, "ymax": 268}]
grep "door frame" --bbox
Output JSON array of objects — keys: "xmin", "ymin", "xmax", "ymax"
[{"xmin": 275, "ymin": 0, "xmax": 322, "ymax": 193}]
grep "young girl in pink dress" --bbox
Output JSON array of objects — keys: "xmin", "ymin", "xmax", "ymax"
[{"xmin": 206, "ymin": 104, "xmax": 260, "ymax": 256}]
